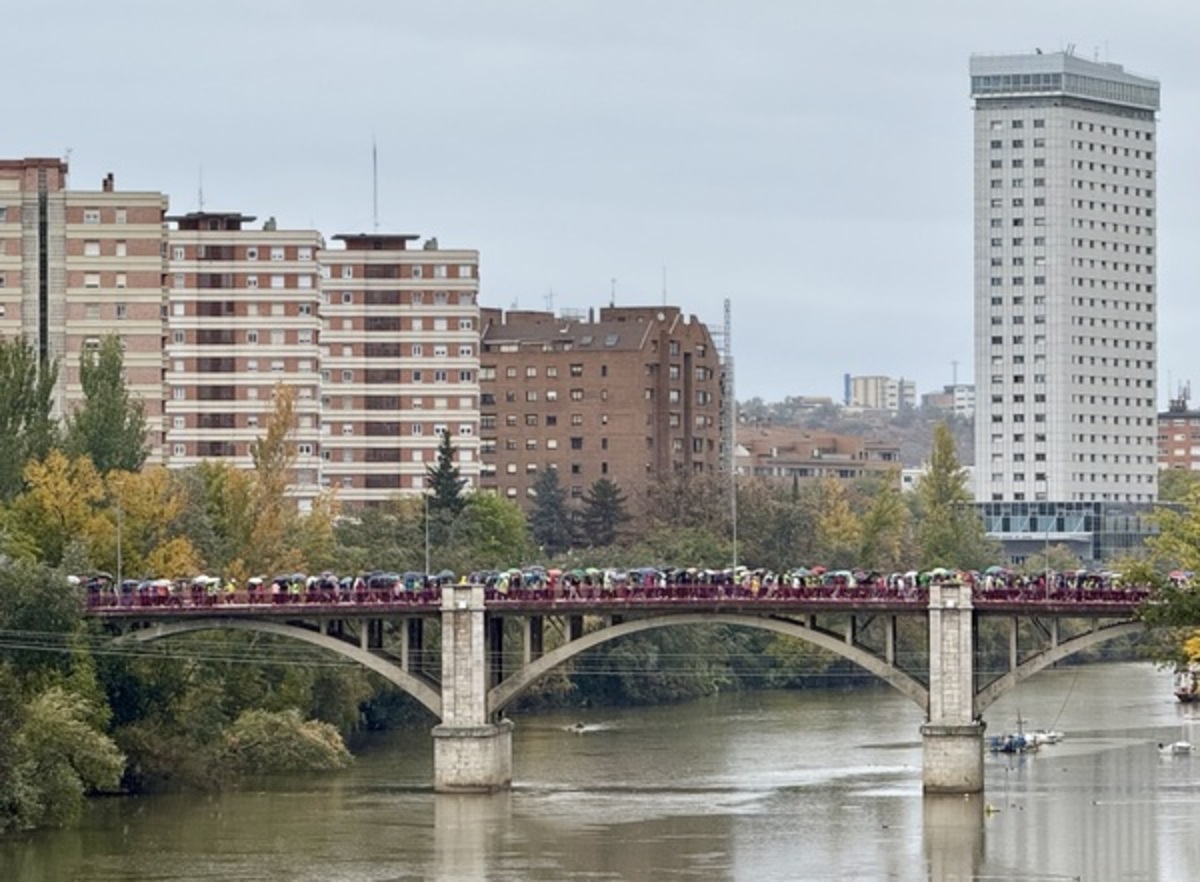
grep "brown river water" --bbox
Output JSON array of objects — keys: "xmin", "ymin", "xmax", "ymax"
[{"xmin": 2, "ymin": 662, "xmax": 1198, "ymax": 881}]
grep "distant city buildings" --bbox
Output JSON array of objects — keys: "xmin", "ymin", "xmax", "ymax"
[
  {"xmin": 969, "ymin": 50, "xmax": 1160, "ymax": 561},
  {"xmin": 920, "ymin": 384, "xmax": 976, "ymax": 419},
  {"xmin": 1158, "ymin": 388, "xmax": 1200, "ymax": 473},
  {"xmin": 843, "ymin": 374, "xmax": 916, "ymax": 412},
  {"xmin": 478, "ymin": 306, "xmax": 723, "ymax": 507},
  {"xmin": 736, "ymin": 424, "xmax": 901, "ymax": 485}
]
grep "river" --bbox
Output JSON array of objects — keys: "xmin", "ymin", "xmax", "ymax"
[{"xmin": 2, "ymin": 662, "xmax": 1199, "ymax": 880}]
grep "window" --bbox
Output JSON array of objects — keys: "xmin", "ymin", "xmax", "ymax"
[
  {"xmin": 247, "ymin": 275, "xmax": 259, "ymax": 288},
  {"xmin": 84, "ymin": 240, "xmax": 100, "ymax": 257},
  {"xmin": 115, "ymin": 273, "xmax": 127, "ymax": 289},
  {"xmin": 84, "ymin": 273, "xmax": 100, "ymax": 288},
  {"xmin": 246, "ymin": 247, "xmax": 259, "ymax": 260},
  {"xmin": 270, "ymin": 247, "xmax": 285, "ymax": 261},
  {"xmin": 116, "ymin": 303, "xmax": 127, "ymax": 320},
  {"xmin": 270, "ymin": 275, "xmax": 285, "ymax": 289},
  {"xmin": 115, "ymin": 241, "xmax": 127, "ymax": 257},
  {"xmin": 83, "ymin": 209, "xmax": 100, "ymax": 224},
  {"xmin": 298, "ymin": 247, "xmax": 313, "ymax": 261},
  {"xmin": 458, "ymin": 265, "xmax": 472, "ymax": 278},
  {"xmin": 172, "ymin": 246, "xmax": 185, "ymax": 260}
]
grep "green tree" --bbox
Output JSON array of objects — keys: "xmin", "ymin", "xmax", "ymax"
[
  {"xmin": 427, "ymin": 431, "xmax": 467, "ymax": 519},
  {"xmin": 857, "ymin": 470, "xmax": 912, "ymax": 572},
  {"xmin": 0, "ymin": 682, "xmax": 124, "ymax": 831},
  {"xmin": 1158, "ymin": 469, "xmax": 1200, "ymax": 505},
  {"xmin": 447, "ymin": 493, "xmax": 534, "ymax": 570},
  {"xmin": 577, "ymin": 478, "xmax": 631, "ymax": 548},
  {"xmin": 1148, "ymin": 480, "xmax": 1200, "ymax": 575},
  {"xmin": 912, "ymin": 422, "xmax": 1000, "ymax": 569},
  {"xmin": 65, "ymin": 335, "xmax": 147, "ymax": 474},
  {"xmin": 529, "ymin": 467, "xmax": 573, "ymax": 555},
  {"xmin": 0, "ymin": 336, "xmax": 59, "ymax": 501}
]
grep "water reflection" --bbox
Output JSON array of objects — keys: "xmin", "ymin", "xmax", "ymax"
[{"xmin": 923, "ymin": 794, "xmax": 983, "ymax": 881}]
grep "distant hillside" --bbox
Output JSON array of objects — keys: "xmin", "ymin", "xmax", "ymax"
[{"xmin": 738, "ymin": 399, "xmax": 975, "ymax": 467}]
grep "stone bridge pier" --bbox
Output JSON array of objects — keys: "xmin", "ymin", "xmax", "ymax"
[
  {"xmin": 431, "ymin": 585, "xmax": 513, "ymax": 792},
  {"xmin": 922, "ymin": 581, "xmax": 984, "ymax": 793}
]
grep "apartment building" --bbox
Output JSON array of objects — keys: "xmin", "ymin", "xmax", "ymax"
[
  {"xmin": 0, "ymin": 159, "xmax": 169, "ymax": 458},
  {"xmin": 970, "ymin": 51, "xmax": 1160, "ymax": 560},
  {"xmin": 844, "ymin": 374, "xmax": 917, "ymax": 412},
  {"xmin": 1158, "ymin": 390, "xmax": 1200, "ymax": 473},
  {"xmin": 478, "ymin": 305, "xmax": 723, "ymax": 507},
  {"xmin": 165, "ymin": 212, "xmax": 324, "ymax": 509},
  {"xmin": 735, "ymin": 425, "xmax": 901, "ymax": 485},
  {"xmin": 319, "ymin": 234, "xmax": 481, "ymax": 506}
]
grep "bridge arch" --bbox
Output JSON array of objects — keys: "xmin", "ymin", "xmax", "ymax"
[
  {"xmin": 974, "ymin": 620, "xmax": 1143, "ymax": 713},
  {"xmin": 488, "ymin": 612, "xmax": 929, "ymax": 716},
  {"xmin": 116, "ymin": 618, "xmax": 443, "ymax": 718}
]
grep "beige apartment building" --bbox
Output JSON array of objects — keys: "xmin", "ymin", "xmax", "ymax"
[
  {"xmin": 478, "ymin": 305, "xmax": 723, "ymax": 507},
  {"xmin": 318, "ymin": 234, "xmax": 481, "ymax": 506},
  {"xmin": 165, "ymin": 212, "xmax": 324, "ymax": 509},
  {"xmin": 0, "ymin": 158, "xmax": 169, "ymax": 458}
]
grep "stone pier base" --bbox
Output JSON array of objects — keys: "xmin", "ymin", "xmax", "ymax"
[
  {"xmin": 921, "ymin": 722, "xmax": 985, "ymax": 793},
  {"xmin": 432, "ymin": 720, "xmax": 514, "ymax": 792}
]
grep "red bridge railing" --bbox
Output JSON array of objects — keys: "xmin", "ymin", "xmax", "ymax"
[{"xmin": 82, "ymin": 583, "xmax": 1154, "ymax": 616}]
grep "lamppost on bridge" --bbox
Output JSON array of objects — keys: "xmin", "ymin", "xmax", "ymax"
[{"xmin": 424, "ymin": 491, "xmax": 431, "ymax": 576}]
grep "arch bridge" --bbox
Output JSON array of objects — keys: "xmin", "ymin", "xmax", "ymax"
[{"xmin": 90, "ymin": 582, "xmax": 1148, "ymax": 794}]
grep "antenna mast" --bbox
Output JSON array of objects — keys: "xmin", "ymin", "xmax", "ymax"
[{"xmin": 372, "ymin": 138, "xmax": 379, "ymax": 232}]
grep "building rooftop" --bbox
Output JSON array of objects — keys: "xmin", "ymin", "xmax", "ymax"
[{"xmin": 970, "ymin": 49, "xmax": 1159, "ymax": 110}]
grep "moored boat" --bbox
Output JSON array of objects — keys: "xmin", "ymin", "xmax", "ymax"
[{"xmin": 1173, "ymin": 665, "xmax": 1200, "ymax": 703}]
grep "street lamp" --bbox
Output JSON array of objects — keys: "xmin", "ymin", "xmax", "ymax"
[{"xmin": 424, "ymin": 492, "xmax": 431, "ymax": 576}]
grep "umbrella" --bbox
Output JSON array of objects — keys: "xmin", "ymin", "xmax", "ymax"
[
  {"xmin": 810, "ymin": 566, "xmax": 827, "ymax": 575},
  {"xmin": 984, "ymin": 565, "xmax": 1008, "ymax": 575}
]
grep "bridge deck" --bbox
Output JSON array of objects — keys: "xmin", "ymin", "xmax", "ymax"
[{"xmin": 83, "ymin": 585, "xmax": 1151, "ymax": 620}]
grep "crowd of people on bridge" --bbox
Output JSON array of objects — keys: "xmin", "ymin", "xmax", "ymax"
[{"xmin": 80, "ymin": 562, "xmax": 1169, "ymax": 611}]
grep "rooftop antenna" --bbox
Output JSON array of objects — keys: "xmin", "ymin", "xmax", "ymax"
[
  {"xmin": 372, "ymin": 136, "xmax": 379, "ymax": 232},
  {"xmin": 662, "ymin": 265, "xmax": 668, "ymax": 305},
  {"xmin": 198, "ymin": 165, "xmax": 204, "ymax": 211},
  {"xmin": 610, "ymin": 277, "xmax": 616, "ymax": 307},
  {"xmin": 952, "ymin": 359, "xmax": 959, "ymax": 386},
  {"xmin": 544, "ymin": 288, "xmax": 555, "ymax": 312}
]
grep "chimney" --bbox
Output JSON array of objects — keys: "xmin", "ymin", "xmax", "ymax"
[{"xmin": 102, "ymin": 172, "xmax": 114, "ymax": 192}]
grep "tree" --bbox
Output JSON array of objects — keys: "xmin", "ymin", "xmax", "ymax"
[
  {"xmin": 528, "ymin": 467, "xmax": 573, "ymax": 556},
  {"xmin": 811, "ymin": 478, "xmax": 862, "ymax": 568},
  {"xmin": 1158, "ymin": 469, "xmax": 1200, "ymax": 505},
  {"xmin": 0, "ymin": 336, "xmax": 59, "ymax": 501},
  {"xmin": 65, "ymin": 335, "xmax": 147, "ymax": 474},
  {"xmin": 857, "ymin": 470, "xmax": 912, "ymax": 572},
  {"xmin": 427, "ymin": 431, "xmax": 467, "ymax": 518},
  {"xmin": 14, "ymin": 451, "xmax": 107, "ymax": 568},
  {"xmin": 1, "ymin": 683, "xmax": 124, "ymax": 831},
  {"xmin": 1148, "ymin": 480, "xmax": 1200, "ymax": 575},
  {"xmin": 447, "ymin": 494, "xmax": 534, "ymax": 570},
  {"xmin": 912, "ymin": 422, "xmax": 1000, "ymax": 569},
  {"xmin": 577, "ymin": 479, "xmax": 631, "ymax": 548}
]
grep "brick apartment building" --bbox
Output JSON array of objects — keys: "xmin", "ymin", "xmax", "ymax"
[
  {"xmin": 165, "ymin": 212, "xmax": 324, "ymax": 509},
  {"xmin": 1158, "ymin": 390, "xmax": 1200, "ymax": 473},
  {"xmin": 478, "ymin": 305, "xmax": 723, "ymax": 508},
  {"xmin": 318, "ymin": 234, "xmax": 481, "ymax": 505},
  {"xmin": 735, "ymin": 424, "xmax": 902, "ymax": 485},
  {"xmin": 0, "ymin": 159, "xmax": 169, "ymax": 458}
]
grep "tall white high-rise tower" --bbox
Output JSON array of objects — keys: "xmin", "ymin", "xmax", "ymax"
[{"xmin": 971, "ymin": 51, "xmax": 1160, "ymax": 510}]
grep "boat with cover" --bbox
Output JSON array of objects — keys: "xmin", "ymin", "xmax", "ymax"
[{"xmin": 1173, "ymin": 665, "xmax": 1200, "ymax": 703}]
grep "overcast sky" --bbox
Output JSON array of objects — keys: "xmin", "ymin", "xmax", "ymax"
[{"xmin": 8, "ymin": 0, "xmax": 1197, "ymax": 404}]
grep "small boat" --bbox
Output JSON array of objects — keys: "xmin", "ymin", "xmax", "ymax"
[
  {"xmin": 1158, "ymin": 740, "xmax": 1194, "ymax": 755},
  {"xmin": 1026, "ymin": 728, "xmax": 1065, "ymax": 746},
  {"xmin": 1173, "ymin": 665, "xmax": 1200, "ymax": 703},
  {"xmin": 988, "ymin": 732, "xmax": 1037, "ymax": 754}
]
